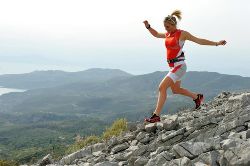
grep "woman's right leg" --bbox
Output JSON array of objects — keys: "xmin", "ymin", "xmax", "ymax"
[
  {"xmin": 154, "ymin": 76, "xmax": 174, "ymax": 116},
  {"xmin": 145, "ymin": 75, "xmax": 174, "ymax": 123}
]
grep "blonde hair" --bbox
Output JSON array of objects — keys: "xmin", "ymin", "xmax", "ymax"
[{"xmin": 164, "ymin": 10, "xmax": 182, "ymax": 25}]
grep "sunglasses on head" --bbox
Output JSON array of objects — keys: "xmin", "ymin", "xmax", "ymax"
[{"xmin": 165, "ymin": 15, "xmax": 176, "ymax": 25}]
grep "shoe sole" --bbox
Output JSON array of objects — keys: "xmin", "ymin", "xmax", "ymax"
[{"xmin": 144, "ymin": 119, "xmax": 160, "ymax": 123}]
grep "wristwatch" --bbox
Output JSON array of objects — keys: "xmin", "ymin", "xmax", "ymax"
[{"xmin": 146, "ymin": 24, "xmax": 151, "ymax": 29}]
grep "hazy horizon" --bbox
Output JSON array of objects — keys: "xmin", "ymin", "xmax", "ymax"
[
  {"xmin": 0, "ymin": 0, "xmax": 249, "ymax": 77},
  {"xmin": 0, "ymin": 67, "xmax": 249, "ymax": 79}
]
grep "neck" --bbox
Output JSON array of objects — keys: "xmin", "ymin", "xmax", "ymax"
[{"xmin": 170, "ymin": 29, "xmax": 177, "ymax": 34}]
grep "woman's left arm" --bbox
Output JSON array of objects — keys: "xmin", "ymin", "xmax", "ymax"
[{"xmin": 182, "ymin": 31, "xmax": 227, "ymax": 46}]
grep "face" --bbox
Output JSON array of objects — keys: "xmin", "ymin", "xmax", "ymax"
[{"xmin": 164, "ymin": 21, "xmax": 176, "ymax": 33}]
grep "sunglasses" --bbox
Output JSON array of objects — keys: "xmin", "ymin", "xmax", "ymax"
[{"xmin": 165, "ymin": 15, "xmax": 176, "ymax": 25}]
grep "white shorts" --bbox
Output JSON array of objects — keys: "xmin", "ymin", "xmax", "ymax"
[{"xmin": 167, "ymin": 61, "xmax": 187, "ymax": 83}]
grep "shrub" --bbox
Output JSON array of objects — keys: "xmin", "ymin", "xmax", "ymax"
[
  {"xmin": 0, "ymin": 160, "xmax": 18, "ymax": 166},
  {"xmin": 102, "ymin": 118, "xmax": 127, "ymax": 140},
  {"xmin": 66, "ymin": 118, "xmax": 127, "ymax": 154},
  {"xmin": 66, "ymin": 135, "xmax": 100, "ymax": 154}
]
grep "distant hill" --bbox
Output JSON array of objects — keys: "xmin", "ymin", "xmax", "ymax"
[
  {"xmin": 1, "ymin": 70, "xmax": 250, "ymax": 121},
  {"xmin": 0, "ymin": 68, "xmax": 133, "ymax": 89}
]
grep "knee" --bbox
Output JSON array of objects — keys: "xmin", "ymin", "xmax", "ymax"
[
  {"xmin": 158, "ymin": 84, "xmax": 167, "ymax": 92},
  {"xmin": 172, "ymin": 90, "xmax": 179, "ymax": 94},
  {"xmin": 172, "ymin": 88, "xmax": 181, "ymax": 94}
]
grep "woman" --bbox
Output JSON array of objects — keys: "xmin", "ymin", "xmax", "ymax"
[{"xmin": 143, "ymin": 10, "xmax": 227, "ymax": 123}]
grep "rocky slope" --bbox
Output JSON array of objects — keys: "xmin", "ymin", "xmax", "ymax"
[{"xmin": 24, "ymin": 91, "xmax": 250, "ymax": 166}]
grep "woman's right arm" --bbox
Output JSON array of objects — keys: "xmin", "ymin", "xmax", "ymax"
[{"xmin": 143, "ymin": 20, "xmax": 166, "ymax": 38}]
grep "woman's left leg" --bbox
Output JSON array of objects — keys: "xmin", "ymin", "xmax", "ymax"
[
  {"xmin": 171, "ymin": 80, "xmax": 204, "ymax": 109},
  {"xmin": 171, "ymin": 80, "xmax": 198, "ymax": 100}
]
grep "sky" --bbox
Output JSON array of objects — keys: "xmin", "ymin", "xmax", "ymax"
[{"xmin": 0, "ymin": 0, "xmax": 250, "ymax": 76}]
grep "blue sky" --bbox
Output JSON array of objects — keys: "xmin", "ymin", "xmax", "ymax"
[{"xmin": 0, "ymin": 0, "xmax": 249, "ymax": 76}]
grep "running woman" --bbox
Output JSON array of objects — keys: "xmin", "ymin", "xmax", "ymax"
[{"xmin": 143, "ymin": 10, "xmax": 227, "ymax": 123}]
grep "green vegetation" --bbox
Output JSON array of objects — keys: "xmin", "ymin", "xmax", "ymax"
[
  {"xmin": 102, "ymin": 118, "xmax": 127, "ymax": 140},
  {"xmin": 0, "ymin": 117, "xmax": 108, "ymax": 164},
  {"xmin": 66, "ymin": 118, "xmax": 128, "ymax": 154},
  {"xmin": 66, "ymin": 135, "xmax": 100, "ymax": 154},
  {"xmin": 0, "ymin": 118, "xmax": 127, "ymax": 165},
  {"xmin": 0, "ymin": 160, "xmax": 18, "ymax": 166}
]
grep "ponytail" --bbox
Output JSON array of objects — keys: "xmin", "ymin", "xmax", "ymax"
[
  {"xmin": 171, "ymin": 10, "xmax": 182, "ymax": 21},
  {"xmin": 164, "ymin": 9, "xmax": 182, "ymax": 25}
]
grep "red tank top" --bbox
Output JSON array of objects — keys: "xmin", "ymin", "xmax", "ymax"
[{"xmin": 165, "ymin": 29, "xmax": 182, "ymax": 61}]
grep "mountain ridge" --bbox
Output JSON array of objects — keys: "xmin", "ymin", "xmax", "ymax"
[{"xmin": 0, "ymin": 68, "xmax": 133, "ymax": 89}]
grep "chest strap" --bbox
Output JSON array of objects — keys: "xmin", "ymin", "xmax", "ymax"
[{"xmin": 167, "ymin": 52, "xmax": 185, "ymax": 64}]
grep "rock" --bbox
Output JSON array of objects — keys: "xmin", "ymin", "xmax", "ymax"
[
  {"xmin": 136, "ymin": 123, "xmax": 145, "ymax": 131},
  {"xmin": 204, "ymin": 136, "xmax": 222, "ymax": 150},
  {"xmin": 111, "ymin": 143, "xmax": 129, "ymax": 154},
  {"xmin": 60, "ymin": 147, "xmax": 92, "ymax": 165},
  {"xmin": 228, "ymin": 131, "xmax": 242, "ymax": 139},
  {"xmin": 128, "ymin": 156, "xmax": 138, "ymax": 165},
  {"xmin": 113, "ymin": 151, "xmax": 132, "ymax": 161},
  {"xmin": 215, "ymin": 118, "xmax": 246, "ymax": 136},
  {"xmin": 192, "ymin": 150, "xmax": 221, "ymax": 166},
  {"xmin": 193, "ymin": 162, "xmax": 209, "ymax": 166},
  {"xmin": 219, "ymin": 139, "xmax": 250, "ymax": 166},
  {"xmin": 156, "ymin": 130, "xmax": 173, "ymax": 142},
  {"xmin": 246, "ymin": 129, "xmax": 250, "ymax": 139},
  {"xmin": 162, "ymin": 115, "xmax": 178, "ymax": 130},
  {"xmin": 145, "ymin": 123, "xmax": 157, "ymax": 133},
  {"xmin": 146, "ymin": 151, "xmax": 174, "ymax": 166},
  {"xmin": 220, "ymin": 139, "xmax": 237, "ymax": 150},
  {"xmin": 134, "ymin": 156, "xmax": 149, "ymax": 166},
  {"xmin": 127, "ymin": 122, "xmax": 138, "ymax": 132},
  {"xmin": 92, "ymin": 143, "xmax": 106, "ymax": 153},
  {"xmin": 217, "ymin": 91, "xmax": 231, "ymax": 99},
  {"xmin": 92, "ymin": 151, "xmax": 105, "ymax": 157},
  {"xmin": 173, "ymin": 142, "xmax": 213, "ymax": 159},
  {"xmin": 156, "ymin": 122, "xmax": 164, "ymax": 130},
  {"xmin": 184, "ymin": 126, "xmax": 196, "ymax": 137},
  {"xmin": 78, "ymin": 163, "xmax": 92, "ymax": 166},
  {"xmin": 150, "ymin": 146, "xmax": 170, "ymax": 158},
  {"xmin": 118, "ymin": 161, "xmax": 128, "ymax": 166},
  {"xmin": 139, "ymin": 134, "xmax": 151, "ymax": 144},
  {"xmin": 136, "ymin": 132, "xmax": 146, "ymax": 141},
  {"xmin": 130, "ymin": 139, "xmax": 138, "ymax": 146},
  {"xmin": 130, "ymin": 145, "xmax": 147, "ymax": 156},
  {"xmin": 94, "ymin": 161, "xmax": 119, "ymax": 166},
  {"xmin": 123, "ymin": 132, "xmax": 135, "ymax": 141},
  {"xmin": 94, "ymin": 155, "xmax": 106, "ymax": 163},
  {"xmin": 161, "ymin": 127, "xmax": 186, "ymax": 142},
  {"xmin": 107, "ymin": 137, "xmax": 119, "ymax": 150},
  {"xmin": 165, "ymin": 156, "xmax": 192, "ymax": 166},
  {"xmin": 247, "ymin": 122, "xmax": 250, "ymax": 129},
  {"xmin": 147, "ymin": 140, "xmax": 159, "ymax": 152},
  {"xmin": 38, "ymin": 154, "xmax": 53, "ymax": 166}
]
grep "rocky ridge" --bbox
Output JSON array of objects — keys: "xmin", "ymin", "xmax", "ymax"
[{"xmin": 23, "ymin": 91, "xmax": 250, "ymax": 166}]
